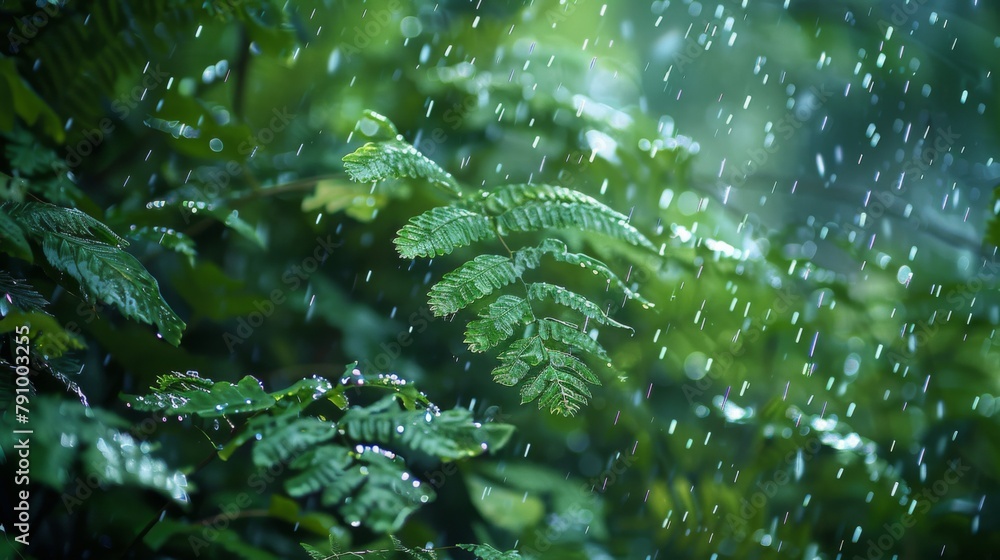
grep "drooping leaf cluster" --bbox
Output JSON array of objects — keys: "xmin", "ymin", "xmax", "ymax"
[
  {"xmin": 343, "ymin": 112, "xmax": 658, "ymax": 415},
  {"xmin": 122, "ymin": 362, "xmax": 514, "ymax": 534}
]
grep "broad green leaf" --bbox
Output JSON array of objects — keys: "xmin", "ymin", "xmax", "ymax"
[
  {"xmin": 3, "ymin": 202, "xmax": 186, "ymax": 345},
  {"xmin": 301, "ymin": 177, "xmax": 392, "ymax": 222},
  {"xmin": 516, "ymin": 238, "xmax": 654, "ymax": 308},
  {"xmin": 124, "ymin": 372, "xmax": 335, "ymax": 419}
]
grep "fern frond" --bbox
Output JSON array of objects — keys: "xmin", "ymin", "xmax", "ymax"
[
  {"xmin": 493, "ymin": 336, "xmax": 602, "ymax": 416},
  {"xmin": 252, "ymin": 417, "xmax": 338, "ymax": 468},
  {"xmin": 427, "ymin": 254, "xmax": 522, "ymax": 316},
  {"xmin": 516, "ymin": 238, "xmax": 654, "ymax": 308},
  {"xmin": 464, "ymin": 296, "xmax": 535, "ymax": 352},
  {"xmin": 496, "ymin": 201, "xmax": 657, "ymax": 252},
  {"xmin": 395, "ymin": 206, "xmax": 496, "ymax": 258},
  {"xmin": 492, "ymin": 337, "xmax": 547, "ymax": 387},
  {"xmin": 526, "ymin": 282, "xmax": 630, "ymax": 330},
  {"xmin": 286, "ymin": 444, "xmax": 360, "ymax": 498},
  {"xmin": 536, "ymin": 318, "xmax": 611, "ymax": 364},
  {"xmin": 483, "ymin": 183, "xmax": 611, "ymax": 215},
  {"xmin": 288, "ymin": 446, "xmax": 435, "ymax": 533},
  {"xmin": 344, "ymin": 139, "xmax": 462, "ymax": 197},
  {"xmin": 520, "ymin": 359, "xmax": 595, "ymax": 417},
  {"xmin": 392, "ymin": 535, "xmax": 438, "ymax": 560}
]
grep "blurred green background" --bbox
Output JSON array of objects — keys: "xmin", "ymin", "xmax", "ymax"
[{"xmin": 2, "ymin": 0, "xmax": 1000, "ymax": 558}]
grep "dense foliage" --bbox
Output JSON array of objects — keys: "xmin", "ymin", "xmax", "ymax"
[{"xmin": 2, "ymin": 1, "xmax": 999, "ymax": 559}]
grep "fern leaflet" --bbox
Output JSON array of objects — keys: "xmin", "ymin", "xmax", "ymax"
[
  {"xmin": 464, "ymin": 295, "xmax": 534, "ymax": 352},
  {"xmin": 344, "ymin": 139, "xmax": 462, "ymax": 197},
  {"xmin": 427, "ymin": 254, "xmax": 523, "ymax": 315},
  {"xmin": 526, "ymin": 282, "xmax": 631, "ymax": 330},
  {"xmin": 496, "ymin": 201, "xmax": 657, "ymax": 252},
  {"xmin": 395, "ymin": 206, "xmax": 496, "ymax": 258}
]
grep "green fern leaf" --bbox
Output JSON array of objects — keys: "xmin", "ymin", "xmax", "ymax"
[
  {"xmin": 427, "ymin": 254, "xmax": 522, "ymax": 316},
  {"xmin": 3, "ymin": 202, "xmax": 186, "ymax": 345},
  {"xmin": 40, "ymin": 236, "xmax": 186, "ymax": 345},
  {"xmin": 252, "ymin": 417, "xmax": 338, "ymax": 468},
  {"xmin": 287, "ymin": 446, "xmax": 435, "ymax": 533},
  {"xmin": 341, "ymin": 394, "xmax": 514, "ymax": 459},
  {"xmin": 526, "ymin": 282, "xmax": 631, "ymax": 330},
  {"xmin": 286, "ymin": 444, "xmax": 360, "ymax": 498},
  {"xmin": 123, "ymin": 374, "xmax": 275, "ymax": 416},
  {"xmin": 520, "ymin": 362, "xmax": 593, "ymax": 417},
  {"xmin": 0, "ymin": 396, "xmax": 188, "ymax": 502},
  {"xmin": 483, "ymin": 183, "xmax": 612, "ymax": 215},
  {"xmin": 492, "ymin": 336, "xmax": 547, "ymax": 387},
  {"xmin": 465, "ymin": 295, "xmax": 534, "ymax": 352},
  {"xmin": 457, "ymin": 543, "xmax": 522, "ymax": 560},
  {"xmin": 495, "ymin": 200, "xmax": 657, "ymax": 252},
  {"xmin": 536, "ymin": 318, "xmax": 611, "ymax": 364},
  {"xmin": 395, "ymin": 206, "xmax": 496, "ymax": 258},
  {"xmin": 516, "ymin": 238, "xmax": 654, "ymax": 308},
  {"xmin": 344, "ymin": 139, "xmax": 462, "ymax": 197}
]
